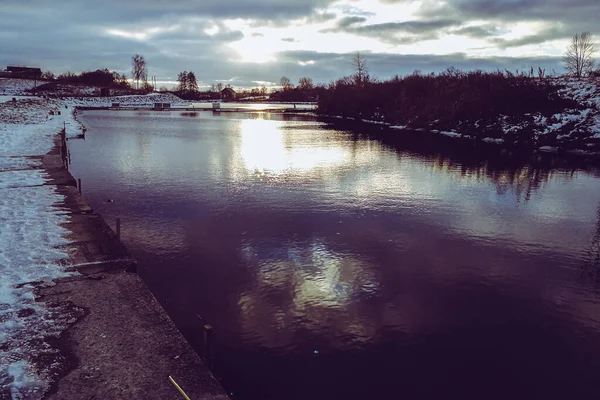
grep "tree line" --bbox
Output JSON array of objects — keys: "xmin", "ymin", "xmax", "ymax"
[{"xmin": 25, "ymin": 30, "xmax": 598, "ymax": 101}]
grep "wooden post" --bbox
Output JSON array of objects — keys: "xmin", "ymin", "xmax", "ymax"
[
  {"xmin": 203, "ymin": 324, "xmax": 214, "ymax": 369},
  {"xmin": 78, "ymin": 178, "xmax": 81, "ymax": 194},
  {"xmin": 116, "ymin": 218, "xmax": 121, "ymax": 239}
]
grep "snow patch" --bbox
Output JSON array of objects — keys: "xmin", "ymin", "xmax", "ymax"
[
  {"xmin": 0, "ymin": 97, "xmax": 80, "ymax": 399},
  {"xmin": 538, "ymin": 146, "xmax": 559, "ymax": 153},
  {"xmin": 482, "ymin": 137, "xmax": 504, "ymax": 144},
  {"xmin": 439, "ymin": 131, "xmax": 461, "ymax": 138}
]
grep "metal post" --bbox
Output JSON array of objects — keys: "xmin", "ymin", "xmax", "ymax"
[
  {"xmin": 116, "ymin": 218, "xmax": 121, "ymax": 239},
  {"xmin": 78, "ymin": 178, "xmax": 81, "ymax": 194},
  {"xmin": 203, "ymin": 324, "xmax": 214, "ymax": 369}
]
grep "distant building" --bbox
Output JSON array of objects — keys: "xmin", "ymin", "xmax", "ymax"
[
  {"xmin": 6, "ymin": 66, "xmax": 42, "ymax": 79},
  {"xmin": 221, "ymin": 87, "xmax": 236, "ymax": 100},
  {"xmin": 100, "ymin": 88, "xmax": 111, "ymax": 97}
]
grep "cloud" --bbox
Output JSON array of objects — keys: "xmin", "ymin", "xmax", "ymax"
[
  {"xmin": 491, "ymin": 26, "xmax": 567, "ymax": 48},
  {"xmin": 337, "ymin": 16, "xmax": 368, "ymax": 28},
  {"xmin": 416, "ymin": 0, "xmax": 599, "ymax": 42},
  {"xmin": 276, "ymin": 50, "xmax": 565, "ymax": 82},
  {"xmin": 3, "ymin": 0, "xmax": 340, "ymax": 22},
  {"xmin": 0, "ymin": 0, "xmax": 594, "ymax": 87},
  {"xmin": 324, "ymin": 18, "xmax": 463, "ymax": 44},
  {"xmin": 451, "ymin": 25, "xmax": 503, "ymax": 39},
  {"xmin": 333, "ymin": 5, "xmax": 376, "ymax": 17}
]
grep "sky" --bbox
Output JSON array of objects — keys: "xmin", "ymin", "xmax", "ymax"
[{"xmin": 1, "ymin": 0, "xmax": 598, "ymax": 89}]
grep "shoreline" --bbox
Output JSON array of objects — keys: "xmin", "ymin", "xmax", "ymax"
[
  {"xmin": 43, "ymin": 116, "xmax": 229, "ymax": 399},
  {"xmin": 0, "ymin": 95, "xmax": 228, "ymax": 399}
]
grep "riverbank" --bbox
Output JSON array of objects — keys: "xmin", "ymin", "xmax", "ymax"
[
  {"xmin": 0, "ymin": 97, "xmax": 228, "ymax": 399},
  {"xmin": 318, "ymin": 73, "xmax": 600, "ymax": 155}
]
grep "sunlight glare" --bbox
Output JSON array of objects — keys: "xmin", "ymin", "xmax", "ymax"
[{"xmin": 239, "ymin": 119, "xmax": 349, "ymax": 174}]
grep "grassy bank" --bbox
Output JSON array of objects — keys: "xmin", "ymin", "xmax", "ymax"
[{"xmin": 317, "ymin": 69, "xmax": 600, "ymax": 151}]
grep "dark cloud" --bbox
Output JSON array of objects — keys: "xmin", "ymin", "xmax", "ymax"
[
  {"xmin": 337, "ymin": 16, "xmax": 368, "ymax": 28},
  {"xmin": 491, "ymin": 26, "xmax": 567, "ymax": 48},
  {"xmin": 416, "ymin": 0, "xmax": 599, "ymax": 43},
  {"xmin": 0, "ymin": 0, "xmax": 592, "ymax": 87},
  {"xmin": 275, "ymin": 50, "xmax": 565, "ymax": 83},
  {"xmin": 2, "ymin": 0, "xmax": 339, "ymax": 22},
  {"xmin": 451, "ymin": 25, "xmax": 503, "ymax": 39},
  {"xmin": 324, "ymin": 18, "xmax": 462, "ymax": 44}
]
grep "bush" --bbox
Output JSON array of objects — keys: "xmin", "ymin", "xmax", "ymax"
[{"xmin": 317, "ymin": 68, "xmax": 577, "ymax": 134}]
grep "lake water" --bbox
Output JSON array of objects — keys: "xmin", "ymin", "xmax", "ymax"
[{"xmin": 69, "ymin": 110, "xmax": 600, "ymax": 400}]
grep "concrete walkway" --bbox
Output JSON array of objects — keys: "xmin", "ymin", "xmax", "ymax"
[{"xmin": 39, "ymin": 134, "xmax": 229, "ymax": 399}]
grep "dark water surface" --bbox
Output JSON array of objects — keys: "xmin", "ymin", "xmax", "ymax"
[{"xmin": 70, "ymin": 110, "xmax": 600, "ymax": 399}]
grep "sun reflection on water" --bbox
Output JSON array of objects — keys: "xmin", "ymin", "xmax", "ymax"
[{"xmin": 238, "ymin": 118, "xmax": 350, "ymax": 175}]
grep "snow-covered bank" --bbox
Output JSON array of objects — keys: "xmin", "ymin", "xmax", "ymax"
[
  {"xmin": 423, "ymin": 77, "xmax": 600, "ymax": 151},
  {"xmin": 0, "ymin": 78, "xmax": 47, "ymax": 96},
  {"xmin": 65, "ymin": 92, "xmax": 187, "ymax": 108},
  {"xmin": 0, "ymin": 98, "xmax": 81, "ymax": 398},
  {"xmin": 321, "ymin": 76, "xmax": 600, "ymax": 154}
]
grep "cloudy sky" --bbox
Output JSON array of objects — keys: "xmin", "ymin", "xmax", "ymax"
[{"xmin": 1, "ymin": 0, "xmax": 598, "ymax": 89}]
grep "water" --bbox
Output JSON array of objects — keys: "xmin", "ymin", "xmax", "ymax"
[
  {"xmin": 69, "ymin": 110, "xmax": 600, "ymax": 399},
  {"xmin": 190, "ymin": 102, "xmax": 317, "ymax": 110}
]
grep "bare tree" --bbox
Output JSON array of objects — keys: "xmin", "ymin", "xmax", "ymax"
[
  {"xmin": 177, "ymin": 70, "xmax": 189, "ymax": 92},
  {"xmin": 41, "ymin": 71, "xmax": 55, "ymax": 80},
  {"xmin": 131, "ymin": 54, "xmax": 148, "ymax": 89},
  {"xmin": 564, "ymin": 32, "xmax": 596, "ymax": 78},
  {"xmin": 351, "ymin": 52, "xmax": 369, "ymax": 87},
  {"xmin": 298, "ymin": 77, "xmax": 314, "ymax": 90},
  {"xmin": 187, "ymin": 71, "xmax": 199, "ymax": 93},
  {"xmin": 280, "ymin": 76, "xmax": 292, "ymax": 90}
]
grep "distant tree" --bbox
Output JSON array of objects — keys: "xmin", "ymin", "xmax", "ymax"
[
  {"xmin": 564, "ymin": 32, "xmax": 596, "ymax": 78},
  {"xmin": 141, "ymin": 80, "xmax": 154, "ymax": 94},
  {"xmin": 41, "ymin": 71, "xmax": 55, "ymax": 80},
  {"xmin": 131, "ymin": 54, "xmax": 148, "ymax": 89},
  {"xmin": 116, "ymin": 73, "xmax": 130, "ymax": 88},
  {"xmin": 57, "ymin": 71, "xmax": 77, "ymax": 81},
  {"xmin": 280, "ymin": 76, "xmax": 292, "ymax": 90},
  {"xmin": 260, "ymin": 85, "xmax": 267, "ymax": 96},
  {"xmin": 187, "ymin": 71, "xmax": 199, "ymax": 93},
  {"xmin": 177, "ymin": 70, "xmax": 189, "ymax": 92},
  {"xmin": 298, "ymin": 77, "xmax": 314, "ymax": 90},
  {"xmin": 78, "ymin": 69, "xmax": 115, "ymax": 86},
  {"xmin": 217, "ymin": 82, "xmax": 223, "ymax": 91},
  {"xmin": 351, "ymin": 52, "xmax": 369, "ymax": 87}
]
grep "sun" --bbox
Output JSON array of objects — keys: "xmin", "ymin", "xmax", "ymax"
[{"xmin": 229, "ymin": 37, "xmax": 277, "ymax": 64}]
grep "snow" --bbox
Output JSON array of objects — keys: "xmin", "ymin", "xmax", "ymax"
[
  {"xmin": 0, "ymin": 97, "xmax": 79, "ymax": 399},
  {"xmin": 538, "ymin": 146, "xmax": 559, "ymax": 153},
  {"xmin": 482, "ymin": 137, "xmax": 504, "ymax": 144},
  {"xmin": 0, "ymin": 79, "xmax": 48, "ymax": 96},
  {"xmin": 361, "ymin": 119, "xmax": 389, "ymax": 125},
  {"xmin": 65, "ymin": 92, "xmax": 185, "ymax": 108},
  {"xmin": 389, "ymin": 125, "xmax": 407, "ymax": 130},
  {"xmin": 0, "ymin": 157, "xmax": 40, "ymax": 172},
  {"xmin": 0, "ymin": 169, "xmax": 47, "ymax": 189},
  {"xmin": 439, "ymin": 131, "xmax": 461, "ymax": 138}
]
